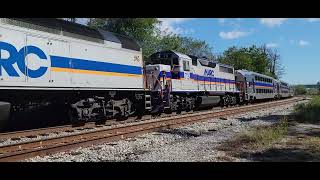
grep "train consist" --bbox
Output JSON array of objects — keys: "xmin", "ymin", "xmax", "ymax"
[{"xmin": 0, "ymin": 18, "xmax": 293, "ymax": 130}]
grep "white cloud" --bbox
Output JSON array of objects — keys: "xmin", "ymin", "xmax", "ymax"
[
  {"xmin": 219, "ymin": 30, "xmax": 249, "ymax": 40},
  {"xmin": 266, "ymin": 43, "xmax": 278, "ymax": 48},
  {"xmin": 157, "ymin": 18, "xmax": 195, "ymax": 35},
  {"xmin": 306, "ymin": 18, "xmax": 320, "ymax": 22},
  {"xmin": 298, "ymin": 40, "xmax": 310, "ymax": 46},
  {"xmin": 260, "ymin": 18, "xmax": 288, "ymax": 27}
]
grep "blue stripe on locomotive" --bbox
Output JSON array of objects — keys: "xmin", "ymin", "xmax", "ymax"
[{"xmin": 50, "ymin": 55, "xmax": 142, "ymax": 75}]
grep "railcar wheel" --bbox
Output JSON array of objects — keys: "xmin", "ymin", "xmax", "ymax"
[{"xmin": 68, "ymin": 108, "xmax": 84, "ymax": 126}]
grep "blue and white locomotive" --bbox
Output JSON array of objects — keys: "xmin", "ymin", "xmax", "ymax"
[
  {"xmin": 0, "ymin": 18, "xmax": 146, "ymax": 129},
  {"xmin": 146, "ymin": 50, "xmax": 240, "ymax": 113}
]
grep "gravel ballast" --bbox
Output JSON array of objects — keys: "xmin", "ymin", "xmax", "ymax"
[{"xmin": 25, "ymin": 100, "xmax": 307, "ymax": 162}]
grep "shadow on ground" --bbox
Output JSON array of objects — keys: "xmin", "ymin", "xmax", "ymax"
[
  {"xmin": 236, "ymin": 114, "xmax": 295, "ymax": 123},
  {"xmin": 239, "ymin": 147, "xmax": 320, "ymax": 162},
  {"xmin": 159, "ymin": 128, "xmax": 202, "ymax": 138}
]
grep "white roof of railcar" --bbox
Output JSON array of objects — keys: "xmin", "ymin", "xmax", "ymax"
[
  {"xmin": 171, "ymin": 51, "xmax": 192, "ymax": 60},
  {"xmin": 236, "ymin": 69, "xmax": 274, "ymax": 79}
]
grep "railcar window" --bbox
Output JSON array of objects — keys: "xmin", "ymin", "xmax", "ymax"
[
  {"xmin": 183, "ymin": 60, "xmax": 190, "ymax": 71},
  {"xmin": 219, "ymin": 66, "xmax": 233, "ymax": 74},
  {"xmin": 151, "ymin": 58, "xmax": 171, "ymax": 65},
  {"xmin": 192, "ymin": 58, "xmax": 198, "ymax": 66},
  {"xmin": 173, "ymin": 58, "xmax": 179, "ymax": 65},
  {"xmin": 208, "ymin": 62, "xmax": 217, "ymax": 68}
]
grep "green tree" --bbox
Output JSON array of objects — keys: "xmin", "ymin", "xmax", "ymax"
[
  {"xmin": 217, "ymin": 45, "xmax": 283, "ymax": 78},
  {"xmin": 87, "ymin": 18, "xmax": 108, "ymax": 28},
  {"xmin": 218, "ymin": 46, "xmax": 254, "ymax": 70},
  {"xmin": 295, "ymin": 85, "xmax": 307, "ymax": 95},
  {"xmin": 86, "ymin": 18, "xmax": 214, "ymax": 59},
  {"xmin": 247, "ymin": 45, "xmax": 269, "ymax": 74},
  {"xmin": 88, "ymin": 18, "xmax": 160, "ymax": 57},
  {"xmin": 179, "ymin": 37, "xmax": 214, "ymax": 59}
]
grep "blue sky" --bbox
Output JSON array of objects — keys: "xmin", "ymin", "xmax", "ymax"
[
  {"xmin": 156, "ymin": 18, "xmax": 320, "ymax": 85},
  {"xmin": 77, "ymin": 18, "xmax": 319, "ymax": 85}
]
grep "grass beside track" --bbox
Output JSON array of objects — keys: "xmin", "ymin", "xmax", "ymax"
[
  {"xmin": 219, "ymin": 117, "xmax": 289, "ymax": 155},
  {"xmin": 294, "ymin": 95, "xmax": 320, "ymax": 123},
  {"xmin": 240, "ymin": 118, "xmax": 288, "ymax": 149},
  {"xmin": 218, "ymin": 96, "xmax": 320, "ymax": 161}
]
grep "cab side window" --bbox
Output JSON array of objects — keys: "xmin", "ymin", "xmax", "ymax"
[{"xmin": 183, "ymin": 60, "xmax": 190, "ymax": 71}]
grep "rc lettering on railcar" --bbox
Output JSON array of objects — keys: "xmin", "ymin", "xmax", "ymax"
[{"xmin": 0, "ymin": 41, "xmax": 48, "ymax": 78}]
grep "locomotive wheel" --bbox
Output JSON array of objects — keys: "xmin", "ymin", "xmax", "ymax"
[{"xmin": 68, "ymin": 108, "xmax": 85, "ymax": 126}]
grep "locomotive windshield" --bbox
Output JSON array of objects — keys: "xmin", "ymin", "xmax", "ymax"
[{"xmin": 150, "ymin": 57, "xmax": 179, "ymax": 67}]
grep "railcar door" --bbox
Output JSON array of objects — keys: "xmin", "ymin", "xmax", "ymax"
[
  {"xmin": 25, "ymin": 35, "xmax": 51, "ymax": 84},
  {"xmin": 181, "ymin": 58, "xmax": 193, "ymax": 91},
  {"xmin": 49, "ymin": 39, "xmax": 71, "ymax": 86}
]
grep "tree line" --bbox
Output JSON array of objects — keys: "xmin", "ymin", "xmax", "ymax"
[{"xmin": 62, "ymin": 18, "xmax": 284, "ymax": 79}]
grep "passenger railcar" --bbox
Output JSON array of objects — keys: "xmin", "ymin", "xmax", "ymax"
[
  {"xmin": 235, "ymin": 70, "xmax": 276, "ymax": 101},
  {"xmin": 279, "ymin": 81, "xmax": 291, "ymax": 98}
]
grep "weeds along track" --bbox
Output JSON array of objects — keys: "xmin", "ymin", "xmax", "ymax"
[{"xmin": 0, "ymin": 97, "xmax": 302, "ymax": 162}]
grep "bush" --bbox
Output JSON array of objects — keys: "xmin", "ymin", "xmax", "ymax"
[
  {"xmin": 241, "ymin": 117, "xmax": 288, "ymax": 148},
  {"xmin": 294, "ymin": 96, "xmax": 320, "ymax": 122},
  {"xmin": 294, "ymin": 85, "xmax": 307, "ymax": 95}
]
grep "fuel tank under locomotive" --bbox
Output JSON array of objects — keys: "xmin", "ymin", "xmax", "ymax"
[
  {"xmin": 195, "ymin": 96, "xmax": 221, "ymax": 109},
  {"xmin": 0, "ymin": 102, "xmax": 11, "ymax": 129}
]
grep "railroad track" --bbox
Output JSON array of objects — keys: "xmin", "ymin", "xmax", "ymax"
[
  {"xmin": 0, "ymin": 110, "xmax": 197, "ymax": 141},
  {"xmin": 0, "ymin": 97, "xmax": 303, "ymax": 162}
]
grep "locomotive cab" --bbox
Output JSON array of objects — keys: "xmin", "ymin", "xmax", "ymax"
[{"xmin": 148, "ymin": 50, "xmax": 187, "ymax": 80}]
